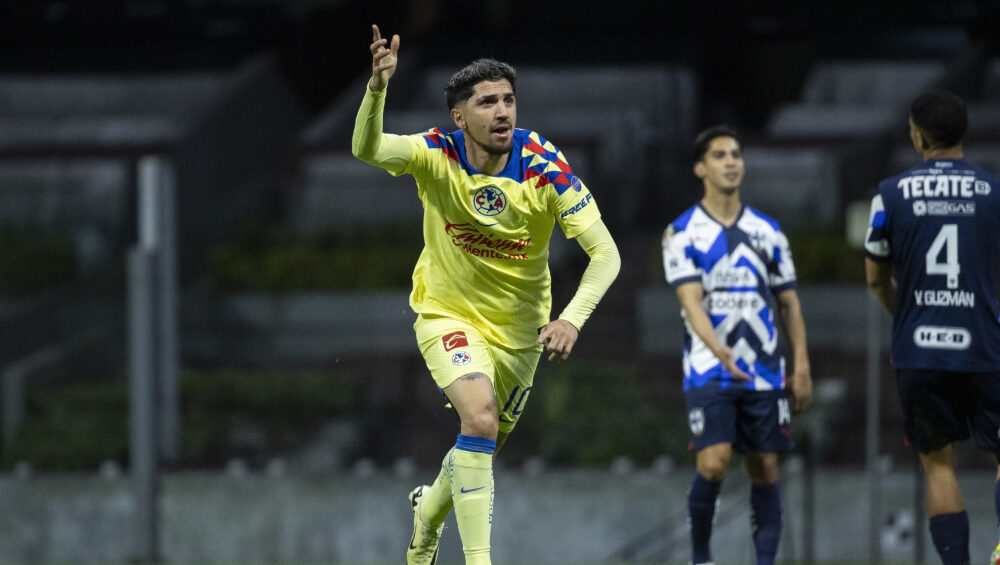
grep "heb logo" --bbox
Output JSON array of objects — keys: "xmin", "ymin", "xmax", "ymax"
[
  {"xmin": 442, "ymin": 331, "xmax": 469, "ymax": 351},
  {"xmin": 913, "ymin": 325, "xmax": 971, "ymax": 350}
]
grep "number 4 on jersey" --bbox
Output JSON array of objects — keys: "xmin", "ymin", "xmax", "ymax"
[{"xmin": 926, "ymin": 224, "xmax": 960, "ymax": 289}]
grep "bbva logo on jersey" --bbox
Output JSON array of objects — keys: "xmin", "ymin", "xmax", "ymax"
[{"xmin": 473, "ymin": 185, "xmax": 507, "ymax": 217}]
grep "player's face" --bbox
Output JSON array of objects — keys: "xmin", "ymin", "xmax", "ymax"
[
  {"xmin": 694, "ymin": 136, "xmax": 744, "ymax": 194},
  {"xmin": 451, "ymin": 79, "xmax": 516, "ymax": 156}
]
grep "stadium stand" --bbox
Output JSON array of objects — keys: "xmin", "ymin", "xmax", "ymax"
[
  {"xmin": 0, "ymin": 56, "xmax": 307, "ymax": 452},
  {"xmin": 0, "ymin": 73, "xmax": 225, "ymax": 150},
  {"xmin": 799, "ymin": 61, "xmax": 946, "ymax": 105},
  {"xmin": 768, "ymin": 60, "xmax": 946, "ymax": 140},
  {"xmin": 292, "ymin": 154, "xmax": 424, "ymax": 232},
  {"xmin": 0, "ymin": 56, "xmax": 304, "ymax": 262},
  {"xmin": 739, "ymin": 146, "xmax": 841, "ymax": 227}
]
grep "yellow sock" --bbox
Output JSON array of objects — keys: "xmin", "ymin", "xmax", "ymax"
[
  {"xmin": 418, "ymin": 447, "xmax": 455, "ymax": 526},
  {"xmin": 450, "ymin": 448, "xmax": 493, "ymax": 565}
]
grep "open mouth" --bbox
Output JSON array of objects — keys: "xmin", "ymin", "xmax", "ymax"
[{"xmin": 491, "ymin": 124, "xmax": 511, "ymax": 138}]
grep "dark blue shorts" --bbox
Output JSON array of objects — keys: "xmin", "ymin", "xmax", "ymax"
[
  {"xmin": 684, "ymin": 383, "xmax": 794, "ymax": 453},
  {"xmin": 895, "ymin": 369, "xmax": 1000, "ymax": 454}
]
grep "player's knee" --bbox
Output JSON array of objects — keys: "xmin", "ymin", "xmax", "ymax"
[
  {"xmin": 919, "ymin": 445, "xmax": 956, "ymax": 474},
  {"xmin": 697, "ymin": 458, "xmax": 728, "ymax": 481},
  {"xmin": 461, "ymin": 406, "xmax": 499, "ymax": 439},
  {"xmin": 748, "ymin": 464, "xmax": 779, "ymax": 484},
  {"xmin": 745, "ymin": 452, "xmax": 779, "ymax": 483}
]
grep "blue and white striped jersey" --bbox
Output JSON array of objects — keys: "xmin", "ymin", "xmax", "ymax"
[
  {"xmin": 662, "ymin": 204, "xmax": 797, "ymax": 391},
  {"xmin": 866, "ymin": 158, "xmax": 1000, "ymax": 371}
]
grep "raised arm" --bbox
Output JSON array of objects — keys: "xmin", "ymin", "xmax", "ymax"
[
  {"xmin": 351, "ymin": 25, "xmax": 412, "ymax": 173},
  {"xmin": 538, "ymin": 219, "xmax": 621, "ymax": 362},
  {"xmin": 675, "ymin": 282, "xmax": 751, "ymax": 381}
]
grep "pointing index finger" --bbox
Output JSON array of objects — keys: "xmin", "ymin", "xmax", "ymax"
[{"xmin": 371, "ymin": 24, "xmax": 381, "ymax": 42}]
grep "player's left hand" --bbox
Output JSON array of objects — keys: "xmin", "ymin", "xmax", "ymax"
[
  {"xmin": 538, "ymin": 319, "xmax": 579, "ymax": 362},
  {"xmin": 790, "ymin": 369, "xmax": 813, "ymax": 414}
]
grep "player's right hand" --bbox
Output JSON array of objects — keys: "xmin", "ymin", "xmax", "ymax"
[
  {"xmin": 368, "ymin": 24, "xmax": 399, "ymax": 92},
  {"xmin": 717, "ymin": 346, "xmax": 752, "ymax": 381}
]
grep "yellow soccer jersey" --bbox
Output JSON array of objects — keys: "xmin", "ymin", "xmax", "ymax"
[{"xmin": 393, "ymin": 127, "xmax": 602, "ymax": 349}]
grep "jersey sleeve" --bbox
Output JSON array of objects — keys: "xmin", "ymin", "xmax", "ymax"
[
  {"xmin": 865, "ymin": 193, "xmax": 891, "ymax": 262},
  {"xmin": 351, "ymin": 86, "xmax": 413, "ymax": 176},
  {"xmin": 525, "ymin": 134, "xmax": 599, "ymax": 238},
  {"xmin": 768, "ymin": 229, "xmax": 797, "ymax": 293},
  {"xmin": 403, "ymin": 128, "xmax": 463, "ymax": 200},
  {"xmin": 662, "ymin": 224, "xmax": 701, "ymax": 287},
  {"xmin": 553, "ymin": 176, "xmax": 601, "ymax": 238}
]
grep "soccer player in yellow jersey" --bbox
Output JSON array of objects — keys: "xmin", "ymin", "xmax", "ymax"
[{"xmin": 352, "ymin": 25, "xmax": 620, "ymax": 565}]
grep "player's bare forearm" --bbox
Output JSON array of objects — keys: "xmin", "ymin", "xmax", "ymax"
[
  {"xmin": 776, "ymin": 289, "xmax": 810, "ymax": 373},
  {"xmin": 538, "ymin": 319, "xmax": 579, "ymax": 362},
  {"xmin": 865, "ymin": 258, "xmax": 895, "ymax": 314},
  {"xmin": 676, "ymin": 283, "xmax": 750, "ymax": 380},
  {"xmin": 676, "ymin": 284, "xmax": 717, "ymax": 351},
  {"xmin": 776, "ymin": 289, "xmax": 812, "ymax": 411}
]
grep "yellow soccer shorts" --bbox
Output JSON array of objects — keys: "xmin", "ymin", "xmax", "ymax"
[{"xmin": 414, "ymin": 314, "xmax": 541, "ymax": 434}]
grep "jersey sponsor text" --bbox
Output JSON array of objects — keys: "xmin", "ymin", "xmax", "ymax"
[
  {"xmin": 445, "ymin": 221, "xmax": 531, "ymax": 260},
  {"xmin": 898, "ymin": 175, "xmax": 976, "ymax": 200},
  {"xmin": 708, "ymin": 292, "xmax": 764, "ymax": 312},
  {"xmin": 560, "ymin": 193, "xmax": 593, "ymax": 219}
]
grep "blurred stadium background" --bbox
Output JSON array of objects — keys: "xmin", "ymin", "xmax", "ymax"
[{"xmin": 1, "ymin": 1, "xmax": 999, "ymax": 563}]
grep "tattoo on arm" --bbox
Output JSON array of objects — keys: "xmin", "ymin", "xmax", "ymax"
[{"xmin": 458, "ymin": 372, "xmax": 489, "ymax": 382}]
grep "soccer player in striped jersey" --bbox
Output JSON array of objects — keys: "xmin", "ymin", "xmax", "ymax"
[
  {"xmin": 865, "ymin": 90, "xmax": 1000, "ymax": 565},
  {"xmin": 353, "ymin": 25, "xmax": 620, "ymax": 565},
  {"xmin": 661, "ymin": 126, "xmax": 812, "ymax": 565}
]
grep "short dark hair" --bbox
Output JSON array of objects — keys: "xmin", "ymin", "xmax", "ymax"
[
  {"xmin": 692, "ymin": 125, "xmax": 742, "ymax": 163},
  {"xmin": 445, "ymin": 58, "xmax": 517, "ymax": 109},
  {"xmin": 910, "ymin": 89, "xmax": 967, "ymax": 148}
]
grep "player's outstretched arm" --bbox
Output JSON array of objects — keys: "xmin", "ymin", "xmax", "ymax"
[
  {"xmin": 540, "ymin": 220, "xmax": 621, "ymax": 362},
  {"xmin": 776, "ymin": 288, "xmax": 812, "ymax": 413},
  {"xmin": 351, "ymin": 24, "xmax": 411, "ymax": 173},
  {"xmin": 676, "ymin": 282, "xmax": 751, "ymax": 381}
]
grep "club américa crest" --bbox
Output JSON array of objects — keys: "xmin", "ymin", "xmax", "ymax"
[{"xmin": 473, "ymin": 185, "xmax": 507, "ymax": 217}]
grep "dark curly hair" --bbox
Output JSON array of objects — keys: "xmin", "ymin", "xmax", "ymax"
[{"xmin": 445, "ymin": 58, "xmax": 517, "ymax": 109}]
